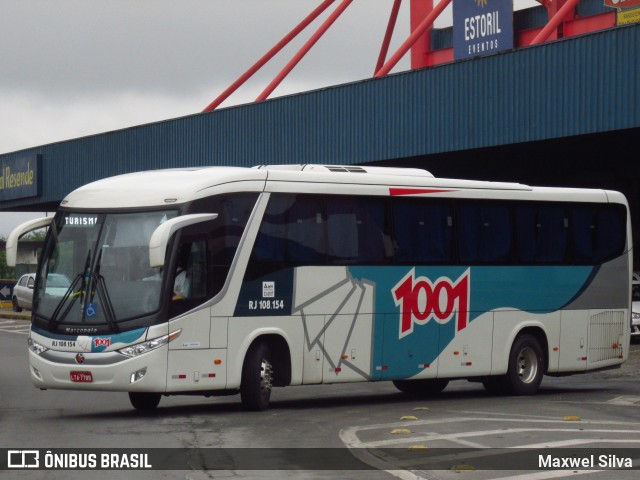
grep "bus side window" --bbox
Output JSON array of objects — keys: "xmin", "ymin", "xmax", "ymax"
[
  {"xmin": 516, "ymin": 204, "xmax": 568, "ymax": 264},
  {"xmin": 457, "ymin": 202, "xmax": 511, "ymax": 264},
  {"xmin": 251, "ymin": 193, "xmax": 325, "ymax": 268},
  {"xmin": 392, "ymin": 198, "xmax": 453, "ymax": 264},
  {"xmin": 170, "ymin": 239, "xmax": 207, "ymax": 316},
  {"xmin": 286, "ymin": 195, "xmax": 325, "ymax": 264},
  {"xmin": 571, "ymin": 204, "xmax": 625, "ymax": 264},
  {"xmin": 326, "ymin": 196, "xmax": 386, "ymax": 264},
  {"xmin": 173, "ymin": 240, "xmax": 205, "ymax": 299},
  {"xmin": 251, "ymin": 194, "xmax": 291, "ymax": 264},
  {"xmin": 189, "ymin": 193, "xmax": 258, "ymax": 296}
]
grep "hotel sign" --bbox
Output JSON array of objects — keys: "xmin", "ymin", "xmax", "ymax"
[
  {"xmin": 453, "ymin": 0, "xmax": 514, "ymax": 60},
  {"xmin": 0, "ymin": 155, "xmax": 41, "ymax": 201}
]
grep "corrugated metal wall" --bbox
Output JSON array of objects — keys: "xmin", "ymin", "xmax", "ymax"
[{"xmin": 1, "ymin": 23, "xmax": 638, "ymax": 210}]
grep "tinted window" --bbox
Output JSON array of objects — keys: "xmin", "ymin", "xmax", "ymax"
[
  {"xmin": 571, "ymin": 204, "xmax": 626, "ymax": 264},
  {"xmin": 326, "ymin": 196, "xmax": 388, "ymax": 264},
  {"xmin": 250, "ymin": 194, "xmax": 390, "ymax": 273},
  {"xmin": 252, "ymin": 194, "xmax": 325, "ymax": 265},
  {"xmin": 515, "ymin": 204, "xmax": 568, "ymax": 264},
  {"xmin": 457, "ymin": 202, "xmax": 511, "ymax": 263},
  {"xmin": 392, "ymin": 198, "xmax": 453, "ymax": 263},
  {"xmin": 170, "ymin": 193, "xmax": 258, "ymax": 317},
  {"xmin": 249, "ymin": 194, "xmax": 626, "ymax": 272}
]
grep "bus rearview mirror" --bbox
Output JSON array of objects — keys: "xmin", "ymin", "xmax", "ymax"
[
  {"xmin": 6, "ymin": 216, "xmax": 53, "ymax": 267},
  {"xmin": 148, "ymin": 213, "xmax": 218, "ymax": 268}
]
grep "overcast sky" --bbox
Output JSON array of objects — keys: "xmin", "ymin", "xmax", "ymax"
[
  {"xmin": 0, "ymin": 0, "xmax": 537, "ymax": 236},
  {"xmin": 0, "ymin": 0, "xmax": 426, "ymax": 155}
]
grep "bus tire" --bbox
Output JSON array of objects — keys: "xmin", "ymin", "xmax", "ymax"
[
  {"xmin": 241, "ymin": 341, "xmax": 273, "ymax": 411},
  {"xmin": 392, "ymin": 378, "xmax": 449, "ymax": 396},
  {"xmin": 504, "ymin": 334, "xmax": 545, "ymax": 395},
  {"xmin": 129, "ymin": 392, "xmax": 161, "ymax": 410}
]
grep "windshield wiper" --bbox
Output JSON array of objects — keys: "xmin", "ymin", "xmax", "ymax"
[
  {"xmin": 48, "ymin": 251, "xmax": 91, "ymax": 331},
  {"xmin": 89, "ymin": 249, "xmax": 119, "ymax": 333},
  {"xmin": 48, "ymin": 273, "xmax": 83, "ymax": 331}
]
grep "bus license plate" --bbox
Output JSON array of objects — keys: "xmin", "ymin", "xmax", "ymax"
[{"xmin": 70, "ymin": 371, "xmax": 93, "ymax": 383}]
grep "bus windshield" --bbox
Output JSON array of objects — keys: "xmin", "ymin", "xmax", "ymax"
[{"xmin": 35, "ymin": 210, "xmax": 178, "ymax": 329}]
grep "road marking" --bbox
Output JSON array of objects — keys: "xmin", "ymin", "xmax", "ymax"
[
  {"xmin": 606, "ymin": 396, "xmax": 640, "ymax": 405},
  {"xmin": 495, "ymin": 471, "xmax": 603, "ymax": 480},
  {"xmin": 352, "ymin": 427, "xmax": 640, "ymax": 449},
  {"xmin": 340, "ymin": 415, "xmax": 640, "ymax": 480},
  {"xmin": 0, "ymin": 321, "xmax": 30, "ymax": 335}
]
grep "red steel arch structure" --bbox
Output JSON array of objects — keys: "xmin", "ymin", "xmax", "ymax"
[{"xmin": 202, "ymin": 0, "xmax": 617, "ymax": 112}]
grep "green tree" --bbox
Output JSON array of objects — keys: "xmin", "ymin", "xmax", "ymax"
[{"xmin": 0, "ymin": 236, "xmax": 16, "ymax": 278}]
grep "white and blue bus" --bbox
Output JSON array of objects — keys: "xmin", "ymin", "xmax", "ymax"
[{"xmin": 7, "ymin": 165, "xmax": 632, "ymax": 410}]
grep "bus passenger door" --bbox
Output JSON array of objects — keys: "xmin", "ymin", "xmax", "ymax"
[{"xmin": 166, "ymin": 232, "xmax": 226, "ymax": 391}]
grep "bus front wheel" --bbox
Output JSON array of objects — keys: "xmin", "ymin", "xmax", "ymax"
[
  {"xmin": 504, "ymin": 334, "xmax": 545, "ymax": 395},
  {"xmin": 129, "ymin": 392, "xmax": 161, "ymax": 410},
  {"xmin": 241, "ymin": 341, "xmax": 273, "ymax": 411}
]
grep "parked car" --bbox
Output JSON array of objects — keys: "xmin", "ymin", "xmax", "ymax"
[
  {"xmin": 12, "ymin": 273, "xmax": 36, "ymax": 312},
  {"xmin": 632, "ymin": 272, "xmax": 640, "ymax": 342}
]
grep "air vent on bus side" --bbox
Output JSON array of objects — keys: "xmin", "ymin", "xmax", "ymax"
[{"xmin": 324, "ymin": 165, "xmax": 367, "ymax": 173}]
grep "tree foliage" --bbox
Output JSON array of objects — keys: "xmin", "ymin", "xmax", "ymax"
[{"xmin": 0, "ymin": 236, "xmax": 16, "ymax": 279}]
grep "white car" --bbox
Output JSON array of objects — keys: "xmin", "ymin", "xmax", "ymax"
[
  {"xmin": 11, "ymin": 273, "xmax": 71, "ymax": 312},
  {"xmin": 12, "ymin": 272, "xmax": 36, "ymax": 312},
  {"xmin": 632, "ymin": 273, "xmax": 640, "ymax": 341}
]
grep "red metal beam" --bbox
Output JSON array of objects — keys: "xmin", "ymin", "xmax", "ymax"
[
  {"xmin": 202, "ymin": 0, "xmax": 336, "ymax": 112},
  {"xmin": 409, "ymin": 0, "xmax": 434, "ymax": 69},
  {"xmin": 374, "ymin": 0, "xmax": 452, "ymax": 78},
  {"xmin": 256, "ymin": 0, "xmax": 353, "ymax": 102},
  {"xmin": 375, "ymin": 0, "xmax": 402, "ymax": 75},
  {"xmin": 529, "ymin": 0, "xmax": 581, "ymax": 45}
]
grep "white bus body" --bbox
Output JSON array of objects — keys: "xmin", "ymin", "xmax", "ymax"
[{"xmin": 9, "ymin": 165, "xmax": 632, "ymax": 410}]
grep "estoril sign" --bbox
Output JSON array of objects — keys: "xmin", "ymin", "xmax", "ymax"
[
  {"xmin": 453, "ymin": 0, "xmax": 514, "ymax": 60},
  {"xmin": 0, "ymin": 155, "xmax": 41, "ymax": 201}
]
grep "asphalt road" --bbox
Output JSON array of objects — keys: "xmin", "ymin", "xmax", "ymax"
[{"xmin": 1, "ymin": 321, "xmax": 640, "ymax": 480}]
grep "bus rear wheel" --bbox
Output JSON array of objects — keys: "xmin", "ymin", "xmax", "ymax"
[
  {"xmin": 241, "ymin": 341, "xmax": 273, "ymax": 411},
  {"xmin": 504, "ymin": 334, "xmax": 545, "ymax": 395},
  {"xmin": 129, "ymin": 392, "xmax": 161, "ymax": 410},
  {"xmin": 393, "ymin": 378, "xmax": 449, "ymax": 396}
]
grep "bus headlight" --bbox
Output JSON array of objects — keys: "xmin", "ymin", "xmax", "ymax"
[
  {"xmin": 28, "ymin": 338, "xmax": 48, "ymax": 355},
  {"xmin": 117, "ymin": 329, "xmax": 181, "ymax": 358}
]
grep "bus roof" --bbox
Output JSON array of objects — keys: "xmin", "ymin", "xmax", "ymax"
[{"xmin": 59, "ymin": 165, "xmax": 618, "ymax": 209}]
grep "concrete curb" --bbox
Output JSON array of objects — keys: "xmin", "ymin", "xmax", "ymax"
[{"xmin": 0, "ymin": 310, "xmax": 31, "ymax": 321}]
